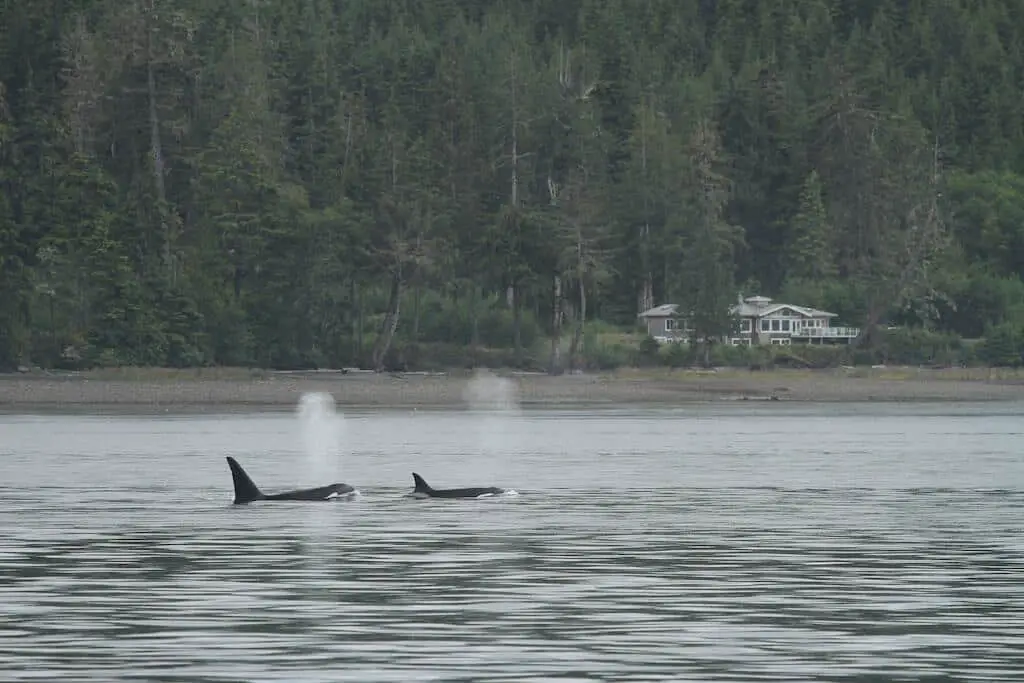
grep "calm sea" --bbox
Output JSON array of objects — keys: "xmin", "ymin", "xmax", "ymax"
[{"xmin": 1, "ymin": 397, "xmax": 1023, "ymax": 681}]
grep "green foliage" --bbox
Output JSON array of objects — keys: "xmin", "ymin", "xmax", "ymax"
[
  {"xmin": 578, "ymin": 328, "xmax": 632, "ymax": 371},
  {"xmin": 1, "ymin": 0, "xmax": 1023, "ymax": 370},
  {"xmin": 678, "ymin": 119, "xmax": 743, "ymax": 360},
  {"xmin": 946, "ymin": 171, "xmax": 1024, "ymax": 277},
  {"xmin": 879, "ymin": 327, "xmax": 965, "ymax": 366},
  {"xmin": 977, "ymin": 323, "xmax": 1024, "ymax": 367},
  {"xmin": 785, "ymin": 170, "xmax": 836, "ymax": 281},
  {"xmin": 406, "ymin": 289, "xmax": 541, "ymax": 349},
  {"xmin": 635, "ymin": 336, "xmax": 662, "ymax": 366},
  {"xmin": 663, "ymin": 342, "xmax": 694, "ymax": 368},
  {"xmin": 931, "ymin": 266, "xmax": 1024, "ymax": 338},
  {"xmin": 777, "ymin": 277, "xmax": 868, "ymax": 327}
]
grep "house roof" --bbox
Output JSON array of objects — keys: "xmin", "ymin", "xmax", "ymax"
[
  {"xmin": 638, "ymin": 297, "xmax": 837, "ymax": 319},
  {"xmin": 733, "ymin": 300, "xmax": 837, "ymax": 319},
  {"xmin": 638, "ymin": 303, "xmax": 679, "ymax": 318}
]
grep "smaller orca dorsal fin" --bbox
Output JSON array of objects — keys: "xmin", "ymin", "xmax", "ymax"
[
  {"xmin": 227, "ymin": 456, "xmax": 264, "ymax": 504},
  {"xmin": 412, "ymin": 473, "xmax": 432, "ymax": 493}
]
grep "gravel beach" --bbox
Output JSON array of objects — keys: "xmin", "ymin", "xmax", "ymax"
[{"xmin": 3, "ymin": 367, "xmax": 1024, "ymax": 413}]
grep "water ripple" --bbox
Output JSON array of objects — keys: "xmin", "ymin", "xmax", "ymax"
[
  {"xmin": 2, "ymin": 407, "xmax": 1024, "ymax": 681},
  {"xmin": 0, "ymin": 485, "xmax": 1021, "ymax": 681}
]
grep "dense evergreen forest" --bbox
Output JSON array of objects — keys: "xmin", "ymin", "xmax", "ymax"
[{"xmin": 2, "ymin": 0, "xmax": 1024, "ymax": 372}]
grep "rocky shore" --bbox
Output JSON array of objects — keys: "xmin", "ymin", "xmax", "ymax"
[{"xmin": 2, "ymin": 366, "xmax": 1024, "ymax": 413}]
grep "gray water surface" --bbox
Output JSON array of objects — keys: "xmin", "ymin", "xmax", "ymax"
[{"xmin": 1, "ymin": 401, "xmax": 1023, "ymax": 681}]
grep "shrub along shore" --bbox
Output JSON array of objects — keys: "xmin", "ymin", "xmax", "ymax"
[{"xmin": 3, "ymin": 365, "xmax": 1024, "ymax": 412}]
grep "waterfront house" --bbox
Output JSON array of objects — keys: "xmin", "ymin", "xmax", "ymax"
[{"xmin": 638, "ymin": 296, "xmax": 860, "ymax": 346}]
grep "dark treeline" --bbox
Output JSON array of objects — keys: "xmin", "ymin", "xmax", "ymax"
[{"xmin": 2, "ymin": 0, "xmax": 1024, "ymax": 371}]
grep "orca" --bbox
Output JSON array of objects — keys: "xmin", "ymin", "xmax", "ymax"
[
  {"xmin": 410, "ymin": 472, "xmax": 509, "ymax": 499},
  {"xmin": 226, "ymin": 456, "xmax": 357, "ymax": 504}
]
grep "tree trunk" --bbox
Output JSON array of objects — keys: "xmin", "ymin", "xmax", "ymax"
[
  {"xmin": 507, "ymin": 47, "xmax": 522, "ymax": 366},
  {"xmin": 19, "ymin": 298, "xmax": 32, "ymax": 369},
  {"xmin": 638, "ymin": 272, "xmax": 653, "ymax": 316},
  {"xmin": 569, "ymin": 278, "xmax": 586, "ymax": 372},
  {"xmin": 372, "ymin": 267, "xmax": 402, "ymax": 372},
  {"xmin": 509, "ymin": 48, "xmax": 520, "ymax": 209},
  {"xmin": 350, "ymin": 279, "xmax": 359, "ymax": 362},
  {"xmin": 853, "ymin": 301, "xmax": 886, "ymax": 349},
  {"xmin": 512, "ymin": 283, "xmax": 523, "ymax": 365},
  {"xmin": 146, "ymin": 21, "xmax": 171, "ymax": 276},
  {"xmin": 469, "ymin": 283, "xmax": 480, "ymax": 348},
  {"xmin": 549, "ymin": 274, "xmax": 562, "ymax": 375},
  {"xmin": 412, "ymin": 278, "xmax": 421, "ymax": 342},
  {"xmin": 355, "ymin": 282, "xmax": 364, "ymax": 364},
  {"xmin": 638, "ymin": 108, "xmax": 654, "ymax": 317}
]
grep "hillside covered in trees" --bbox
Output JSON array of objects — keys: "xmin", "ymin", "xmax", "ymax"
[{"xmin": 2, "ymin": 0, "xmax": 1024, "ymax": 372}]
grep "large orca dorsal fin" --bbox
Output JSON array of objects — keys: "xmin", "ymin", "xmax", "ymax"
[
  {"xmin": 411, "ymin": 473, "xmax": 432, "ymax": 493},
  {"xmin": 227, "ymin": 456, "xmax": 264, "ymax": 504}
]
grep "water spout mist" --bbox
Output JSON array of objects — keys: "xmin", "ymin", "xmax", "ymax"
[
  {"xmin": 296, "ymin": 391, "xmax": 345, "ymax": 483},
  {"xmin": 462, "ymin": 369, "xmax": 521, "ymax": 456},
  {"xmin": 462, "ymin": 369, "xmax": 519, "ymax": 413}
]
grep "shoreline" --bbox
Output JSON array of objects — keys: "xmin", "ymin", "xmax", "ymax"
[{"xmin": 3, "ymin": 367, "xmax": 1024, "ymax": 413}]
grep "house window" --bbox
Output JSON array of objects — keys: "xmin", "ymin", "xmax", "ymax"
[
  {"xmin": 781, "ymin": 320, "xmax": 790, "ymax": 332},
  {"xmin": 760, "ymin": 319, "xmax": 770, "ymax": 332},
  {"xmin": 665, "ymin": 319, "xmax": 675, "ymax": 331},
  {"xmin": 771, "ymin": 319, "xmax": 780, "ymax": 331},
  {"xmin": 741, "ymin": 319, "xmax": 751, "ymax": 332}
]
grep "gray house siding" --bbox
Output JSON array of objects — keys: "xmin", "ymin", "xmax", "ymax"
[{"xmin": 639, "ymin": 297, "xmax": 859, "ymax": 346}]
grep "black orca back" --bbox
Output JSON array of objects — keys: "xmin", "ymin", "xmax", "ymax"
[
  {"xmin": 264, "ymin": 484, "xmax": 356, "ymax": 501},
  {"xmin": 227, "ymin": 457, "xmax": 356, "ymax": 503},
  {"xmin": 227, "ymin": 456, "xmax": 265, "ymax": 504},
  {"xmin": 410, "ymin": 472, "xmax": 504, "ymax": 499}
]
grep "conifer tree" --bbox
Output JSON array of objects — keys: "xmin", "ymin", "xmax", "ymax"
[{"xmin": 785, "ymin": 170, "xmax": 836, "ymax": 281}]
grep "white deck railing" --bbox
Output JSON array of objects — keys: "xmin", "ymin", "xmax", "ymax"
[
  {"xmin": 794, "ymin": 326, "xmax": 860, "ymax": 338},
  {"xmin": 653, "ymin": 326, "xmax": 861, "ymax": 344}
]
